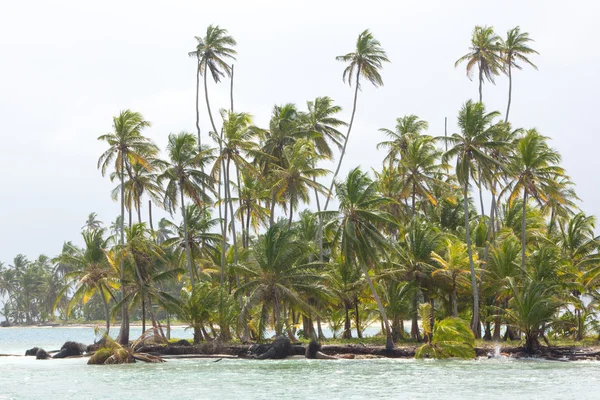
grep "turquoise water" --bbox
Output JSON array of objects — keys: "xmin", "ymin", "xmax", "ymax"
[{"xmin": 1, "ymin": 328, "xmax": 600, "ymax": 399}]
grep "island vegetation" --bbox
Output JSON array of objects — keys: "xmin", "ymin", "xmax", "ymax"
[{"xmin": 2, "ymin": 24, "xmax": 598, "ymax": 359}]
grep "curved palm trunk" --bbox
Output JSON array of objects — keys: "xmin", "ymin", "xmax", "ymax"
[
  {"xmin": 505, "ymin": 63, "xmax": 512, "ymax": 123},
  {"xmin": 463, "ymin": 169, "xmax": 481, "ymax": 338},
  {"xmin": 118, "ymin": 154, "xmax": 129, "ymax": 345},
  {"xmin": 361, "ymin": 263, "xmax": 393, "ymax": 349},
  {"xmin": 195, "ymin": 57, "xmax": 202, "ymax": 147},
  {"xmin": 324, "ymin": 66, "xmax": 361, "ymax": 211},
  {"xmin": 100, "ymin": 288, "xmax": 111, "ymax": 334},
  {"xmin": 452, "ymin": 277, "xmax": 459, "ymax": 317},
  {"xmin": 226, "ymin": 158, "xmax": 238, "ymax": 264},
  {"xmin": 180, "ymin": 182, "xmax": 195, "ymax": 288},
  {"xmin": 521, "ymin": 190, "xmax": 528, "ymax": 270}
]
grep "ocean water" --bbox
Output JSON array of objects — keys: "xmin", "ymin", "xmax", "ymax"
[{"xmin": 1, "ymin": 328, "xmax": 600, "ymax": 399}]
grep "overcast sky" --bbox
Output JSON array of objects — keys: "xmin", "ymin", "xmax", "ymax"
[{"xmin": 1, "ymin": 0, "xmax": 598, "ymax": 263}]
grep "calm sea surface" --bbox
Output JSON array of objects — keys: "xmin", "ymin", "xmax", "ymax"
[{"xmin": 1, "ymin": 327, "xmax": 599, "ymax": 399}]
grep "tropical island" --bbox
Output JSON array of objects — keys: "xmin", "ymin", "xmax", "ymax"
[{"xmin": 2, "ymin": 24, "xmax": 600, "ymax": 364}]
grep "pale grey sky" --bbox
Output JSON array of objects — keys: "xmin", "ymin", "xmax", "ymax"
[{"xmin": 1, "ymin": 0, "xmax": 599, "ymax": 263}]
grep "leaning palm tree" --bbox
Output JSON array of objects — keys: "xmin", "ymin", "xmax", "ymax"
[
  {"xmin": 158, "ymin": 132, "xmax": 214, "ymax": 288},
  {"xmin": 325, "ymin": 29, "xmax": 389, "ymax": 211},
  {"xmin": 502, "ymin": 129, "xmax": 564, "ymax": 270},
  {"xmin": 188, "ymin": 25, "xmax": 237, "ymax": 140},
  {"xmin": 442, "ymin": 100, "xmax": 504, "ymax": 337},
  {"xmin": 97, "ymin": 110, "xmax": 157, "ymax": 345},
  {"xmin": 500, "ymin": 27, "xmax": 538, "ymax": 122},
  {"xmin": 455, "ymin": 25, "xmax": 503, "ymax": 103},
  {"xmin": 325, "ymin": 167, "xmax": 396, "ymax": 349}
]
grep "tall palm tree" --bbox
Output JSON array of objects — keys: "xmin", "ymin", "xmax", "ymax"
[
  {"xmin": 302, "ymin": 96, "xmax": 347, "ymax": 160},
  {"xmin": 326, "ymin": 167, "xmax": 396, "ymax": 349},
  {"xmin": 455, "ymin": 26, "xmax": 503, "ymax": 103},
  {"xmin": 500, "ymin": 27, "xmax": 538, "ymax": 122},
  {"xmin": 82, "ymin": 212, "xmax": 103, "ymax": 232},
  {"xmin": 188, "ymin": 25, "xmax": 237, "ymax": 139},
  {"xmin": 502, "ymin": 129, "xmax": 564, "ymax": 270},
  {"xmin": 158, "ymin": 132, "xmax": 214, "ymax": 288},
  {"xmin": 97, "ymin": 110, "xmax": 156, "ymax": 345},
  {"xmin": 377, "ymin": 115, "xmax": 429, "ymax": 165},
  {"xmin": 442, "ymin": 100, "xmax": 504, "ymax": 337},
  {"xmin": 325, "ymin": 29, "xmax": 389, "ymax": 211},
  {"xmin": 271, "ymin": 140, "xmax": 329, "ymax": 228}
]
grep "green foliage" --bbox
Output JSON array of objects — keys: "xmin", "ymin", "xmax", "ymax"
[{"xmin": 415, "ymin": 317, "xmax": 476, "ymax": 359}]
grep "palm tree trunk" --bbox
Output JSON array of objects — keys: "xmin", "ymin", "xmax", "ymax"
[
  {"xmin": 478, "ymin": 64, "xmax": 483, "ymax": 103},
  {"xmin": 324, "ymin": 66, "xmax": 361, "ymax": 211},
  {"xmin": 136, "ymin": 198, "xmax": 142, "ymax": 224},
  {"xmin": 354, "ymin": 299, "xmax": 362, "ymax": 338},
  {"xmin": 118, "ymin": 154, "xmax": 129, "ymax": 346},
  {"xmin": 343, "ymin": 302, "xmax": 352, "ymax": 339},
  {"xmin": 204, "ymin": 60, "xmax": 219, "ymax": 138},
  {"xmin": 505, "ymin": 63, "xmax": 512, "ymax": 123},
  {"xmin": 195, "ymin": 58, "xmax": 202, "ymax": 148},
  {"xmin": 101, "ymin": 290, "xmax": 110, "ymax": 334},
  {"xmin": 180, "ymin": 183, "xmax": 195, "ymax": 288},
  {"xmin": 142, "ymin": 298, "xmax": 146, "ymax": 333},
  {"xmin": 148, "ymin": 200, "xmax": 155, "ymax": 239},
  {"xmin": 226, "ymin": 158, "xmax": 238, "ymax": 264},
  {"xmin": 464, "ymin": 169, "xmax": 481, "ymax": 338},
  {"xmin": 478, "ymin": 168, "xmax": 485, "ymax": 216},
  {"xmin": 269, "ymin": 191, "xmax": 277, "ymax": 227},
  {"xmin": 411, "ymin": 289, "xmax": 420, "ymax": 341},
  {"xmin": 361, "ymin": 263, "xmax": 393, "ymax": 349},
  {"xmin": 230, "ymin": 64, "xmax": 234, "ymax": 111},
  {"xmin": 452, "ymin": 277, "xmax": 458, "ymax": 317},
  {"xmin": 412, "ymin": 181, "xmax": 416, "ymax": 217},
  {"xmin": 288, "ymin": 203, "xmax": 294, "ymax": 229},
  {"xmin": 521, "ymin": 190, "xmax": 528, "ymax": 270}
]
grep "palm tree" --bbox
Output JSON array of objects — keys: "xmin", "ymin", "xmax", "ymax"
[
  {"xmin": 325, "ymin": 29, "xmax": 389, "ymax": 211},
  {"xmin": 82, "ymin": 212, "xmax": 103, "ymax": 231},
  {"xmin": 188, "ymin": 25, "xmax": 237, "ymax": 139},
  {"xmin": 326, "ymin": 167, "xmax": 396, "ymax": 349},
  {"xmin": 505, "ymin": 277, "xmax": 558, "ymax": 353},
  {"xmin": 431, "ymin": 239, "xmax": 472, "ymax": 317},
  {"xmin": 97, "ymin": 110, "xmax": 156, "ymax": 345},
  {"xmin": 302, "ymin": 96, "xmax": 347, "ymax": 160},
  {"xmin": 158, "ymin": 132, "xmax": 214, "ymax": 288},
  {"xmin": 502, "ymin": 129, "xmax": 564, "ymax": 270},
  {"xmin": 500, "ymin": 27, "xmax": 538, "ymax": 122},
  {"xmin": 442, "ymin": 100, "xmax": 504, "ymax": 336},
  {"xmin": 235, "ymin": 226, "xmax": 326, "ymax": 338},
  {"xmin": 455, "ymin": 26, "xmax": 503, "ymax": 103},
  {"xmin": 377, "ymin": 114, "xmax": 429, "ymax": 165},
  {"xmin": 271, "ymin": 140, "xmax": 329, "ymax": 228},
  {"xmin": 54, "ymin": 229, "xmax": 116, "ymax": 332}
]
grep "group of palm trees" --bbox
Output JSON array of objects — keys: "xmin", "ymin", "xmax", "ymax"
[{"xmin": 1, "ymin": 24, "xmax": 598, "ymax": 354}]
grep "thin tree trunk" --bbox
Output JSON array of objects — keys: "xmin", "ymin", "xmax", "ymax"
[
  {"xmin": 180, "ymin": 183, "xmax": 195, "ymax": 288},
  {"xmin": 226, "ymin": 158, "xmax": 238, "ymax": 265},
  {"xmin": 521, "ymin": 190, "xmax": 528, "ymax": 270},
  {"xmin": 452, "ymin": 277, "xmax": 458, "ymax": 317},
  {"xmin": 354, "ymin": 299, "xmax": 362, "ymax": 338},
  {"xmin": 464, "ymin": 169, "xmax": 481, "ymax": 338},
  {"xmin": 136, "ymin": 198, "xmax": 142, "ymax": 224},
  {"xmin": 505, "ymin": 63, "xmax": 512, "ymax": 123},
  {"xmin": 316, "ymin": 316, "xmax": 325, "ymax": 340},
  {"xmin": 288, "ymin": 203, "xmax": 294, "ymax": 229},
  {"xmin": 478, "ymin": 169, "xmax": 485, "ymax": 216},
  {"xmin": 101, "ymin": 290, "xmax": 111, "ymax": 334},
  {"xmin": 230, "ymin": 64, "xmax": 234, "ymax": 112},
  {"xmin": 412, "ymin": 181, "xmax": 416, "ymax": 217},
  {"xmin": 269, "ymin": 192, "xmax": 277, "ymax": 227},
  {"xmin": 343, "ymin": 302, "xmax": 352, "ymax": 339},
  {"xmin": 118, "ymin": 153, "xmax": 129, "ymax": 345},
  {"xmin": 195, "ymin": 57, "xmax": 202, "ymax": 148},
  {"xmin": 148, "ymin": 200, "xmax": 154, "ymax": 234},
  {"xmin": 324, "ymin": 66, "xmax": 361, "ymax": 211},
  {"xmin": 361, "ymin": 263, "xmax": 394, "ymax": 349},
  {"xmin": 411, "ymin": 289, "xmax": 420, "ymax": 341},
  {"xmin": 478, "ymin": 64, "xmax": 483, "ymax": 103},
  {"xmin": 141, "ymin": 298, "xmax": 146, "ymax": 333}
]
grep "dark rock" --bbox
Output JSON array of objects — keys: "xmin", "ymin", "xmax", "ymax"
[
  {"xmin": 174, "ymin": 339, "xmax": 191, "ymax": 347},
  {"xmin": 249, "ymin": 336, "xmax": 294, "ymax": 360},
  {"xmin": 53, "ymin": 341, "xmax": 87, "ymax": 358},
  {"xmin": 305, "ymin": 340, "xmax": 321, "ymax": 359},
  {"xmin": 25, "ymin": 347, "xmax": 40, "ymax": 356},
  {"xmin": 0, "ymin": 320, "xmax": 9, "ymax": 327},
  {"xmin": 36, "ymin": 348, "xmax": 49, "ymax": 360}
]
